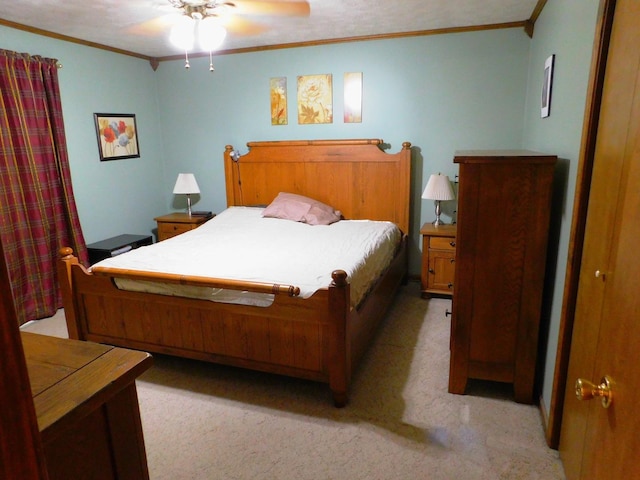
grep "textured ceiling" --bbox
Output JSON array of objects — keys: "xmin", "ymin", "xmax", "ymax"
[{"xmin": 0, "ymin": 0, "xmax": 540, "ymax": 59}]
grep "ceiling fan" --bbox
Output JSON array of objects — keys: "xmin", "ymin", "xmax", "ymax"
[
  {"xmin": 132, "ymin": 0, "xmax": 311, "ymax": 54},
  {"xmin": 167, "ymin": 0, "xmax": 311, "ymax": 21},
  {"xmin": 131, "ymin": 0, "xmax": 310, "ymax": 70}
]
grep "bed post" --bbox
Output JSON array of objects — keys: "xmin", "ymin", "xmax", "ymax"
[
  {"xmin": 57, "ymin": 248, "xmax": 85, "ymax": 340},
  {"xmin": 224, "ymin": 144, "xmax": 240, "ymax": 207},
  {"xmin": 328, "ymin": 269, "xmax": 350, "ymax": 407}
]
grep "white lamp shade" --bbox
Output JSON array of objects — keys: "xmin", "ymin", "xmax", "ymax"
[
  {"xmin": 173, "ymin": 173, "xmax": 200, "ymax": 194},
  {"xmin": 198, "ymin": 18, "xmax": 227, "ymax": 51},
  {"xmin": 422, "ymin": 174, "xmax": 455, "ymax": 201}
]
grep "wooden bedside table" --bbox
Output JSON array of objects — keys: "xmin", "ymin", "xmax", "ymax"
[
  {"xmin": 154, "ymin": 213, "xmax": 213, "ymax": 241},
  {"xmin": 420, "ymin": 223, "xmax": 456, "ymax": 298}
]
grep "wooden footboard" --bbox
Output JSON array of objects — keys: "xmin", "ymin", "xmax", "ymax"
[{"xmin": 57, "ymin": 237, "xmax": 407, "ymax": 407}]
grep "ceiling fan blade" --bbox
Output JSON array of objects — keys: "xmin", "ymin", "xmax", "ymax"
[
  {"xmin": 127, "ymin": 13, "xmax": 182, "ymax": 35},
  {"xmin": 219, "ymin": 15, "xmax": 269, "ymax": 36},
  {"xmin": 230, "ymin": 0, "xmax": 310, "ymax": 17}
]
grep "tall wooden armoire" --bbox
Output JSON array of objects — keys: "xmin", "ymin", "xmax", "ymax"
[{"xmin": 449, "ymin": 150, "xmax": 557, "ymax": 404}]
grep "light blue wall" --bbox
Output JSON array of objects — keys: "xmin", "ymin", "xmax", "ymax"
[
  {"xmin": 521, "ymin": 0, "xmax": 600, "ymax": 420},
  {"xmin": 156, "ymin": 28, "xmax": 530, "ymax": 269},
  {"xmin": 2, "ymin": 25, "xmax": 530, "ymax": 262},
  {"xmin": 3, "ymin": 10, "xmax": 602, "ymax": 429},
  {"xmin": 1, "ymin": 26, "xmax": 165, "ymax": 244}
]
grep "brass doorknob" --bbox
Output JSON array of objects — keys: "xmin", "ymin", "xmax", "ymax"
[{"xmin": 575, "ymin": 375, "xmax": 613, "ymax": 408}]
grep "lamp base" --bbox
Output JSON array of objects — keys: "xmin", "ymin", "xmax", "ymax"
[{"xmin": 431, "ymin": 200, "xmax": 448, "ymax": 226}]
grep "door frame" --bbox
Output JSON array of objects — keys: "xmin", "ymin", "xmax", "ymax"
[{"xmin": 545, "ymin": 0, "xmax": 617, "ymax": 449}]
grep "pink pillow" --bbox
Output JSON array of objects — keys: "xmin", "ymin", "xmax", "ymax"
[{"xmin": 262, "ymin": 192, "xmax": 342, "ymax": 225}]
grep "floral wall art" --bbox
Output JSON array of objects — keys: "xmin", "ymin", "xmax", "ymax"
[
  {"xmin": 94, "ymin": 113, "xmax": 140, "ymax": 161},
  {"xmin": 270, "ymin": 77, "xmax": 288, "ymax": 125},
  {"xmin": 297, "ymin": 74, "xmax": 333, "ymax": 124}
]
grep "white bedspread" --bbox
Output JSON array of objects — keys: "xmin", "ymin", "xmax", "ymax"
[{"xmin": 92, "ymin": 207, "xmax": 402, "ymax": 307}]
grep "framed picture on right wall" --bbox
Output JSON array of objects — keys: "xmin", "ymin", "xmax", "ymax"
[{"xmin": 541, "ymin": 54, "xmax": 555, "ymax": 118}]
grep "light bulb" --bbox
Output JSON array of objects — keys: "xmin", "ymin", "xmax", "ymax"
[
  {"xmin": 198, "ymin": 17, "xmax": 227, "ymax": 51},
  {"xmin": 170, "ymin": 15, "xmax": 195, "ymax": 51}
]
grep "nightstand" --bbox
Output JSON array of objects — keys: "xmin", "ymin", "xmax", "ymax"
[
  {"xmin": 154, "ymin": 213, "xmax": 213, "ymax": 241},
  {"xmin": 420, "ymin": 223, "xmax": 456, "ymax": 298},
  {"xmin": 87, "ymin": 234, "xmax": 153, "ymax": 265}
]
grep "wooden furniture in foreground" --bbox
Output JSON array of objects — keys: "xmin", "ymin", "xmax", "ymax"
[
  {"xmin": 154, "ymin": 212, "xmax": 212, "ymax": 241},
  {"xmin": 87, "ymin": 234, "xmax": 153, "ymax": 264},
  {"xmin": 449, "ymin": 150, "xmax": 556, "ymax": 404},
  {"xmin": 0, "ymin": 243, "xmax": 48, "ymax": 479},
  {"xmin": 420, "ymin": 223, "xmax": 456, "ymax": 298},
  {"xmin": 58, "ymin": 139, "xmax": 412, "ymax": 406},
  {"xmin": 22, "ymin": 332, "xmax": 152, "ymax": 480}
]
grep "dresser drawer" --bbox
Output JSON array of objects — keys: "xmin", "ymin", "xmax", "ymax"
[
  {"xmin": 155, "ymin": 213, "xmax": 213, "ymax": 242},
  {"xmin": 158, "ymin": 222, "xmax": 193, "ymax": 239},
  {"xmin": 430, "ymin": 236, "xmax": 456, "ymax": 250}
]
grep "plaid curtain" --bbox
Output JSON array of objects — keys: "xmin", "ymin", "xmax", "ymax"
[{"xmin": 0, "ymin": 49, "xmax": 88, "ymax": 325}]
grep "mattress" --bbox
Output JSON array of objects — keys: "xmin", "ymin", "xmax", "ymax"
[{"xmin": 92, "ymin": 206, "xmax": 402, "ymax": 307}]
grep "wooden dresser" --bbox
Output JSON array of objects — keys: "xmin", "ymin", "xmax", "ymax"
[
  {"xmin": 22, "ymin": 332, "xmax": 153, "ymax": 479},
  {"xmin": 449, "ymin": 150, "xmax": 556, "ymax": 403},
  {"xmin": 154, "ymin": 212, "xmax": 212, "ymax": 241},
  {"xmin": 420, "ymin": 223, "xmax": 456, "ymax": 298}
]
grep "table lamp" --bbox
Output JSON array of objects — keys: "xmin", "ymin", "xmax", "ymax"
[
  {"xmin": 173, "ymin": 173, "xmax": 200, "ymax": 216},
  {"xmin": 422, "ymin": 173, "xmax": 455, "ymax": 225}
]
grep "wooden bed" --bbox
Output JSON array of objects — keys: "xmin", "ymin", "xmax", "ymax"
[{"xmin": 58, "ymin": 139, "xmax": 412, "ymax": 406}]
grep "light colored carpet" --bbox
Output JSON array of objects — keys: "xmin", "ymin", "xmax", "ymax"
[{"xmin": 22, "ymin": 282, "xmax": 565, "ymax": 479}]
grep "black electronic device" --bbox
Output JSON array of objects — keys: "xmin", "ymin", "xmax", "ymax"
[
  {"xmin": 87, "ymin": 234, "xmax": 153, "ymax": 265},
  {"xmin": 191, "ymin": 211, "xmax": 213, "ymax": 217}
]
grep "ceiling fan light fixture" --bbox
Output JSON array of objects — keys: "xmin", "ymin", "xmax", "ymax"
[
  {"xmin": 166, "ymin": 0, "xmax": 311, "ymax": 71},
  {"xmin": 169, "ymin": 15, "xmax": 196, "ymax": 50},
  {"xmin": 198, "ymin": 17, "xmax": 227, "ymax": 51}
]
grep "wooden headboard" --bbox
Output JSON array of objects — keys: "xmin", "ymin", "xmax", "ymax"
[{"xmin": 224, "ymin": 139, "xmax": 412, "ymax": 234}]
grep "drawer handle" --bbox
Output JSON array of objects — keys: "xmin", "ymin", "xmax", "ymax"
[
  {"xmin": 449, "ymin": 241, "xmax": 456, "ymax": 247},
  {"xmin": 450, "ymin": 258, "xmax": 455, "ymax": 264},
  {"xmin": 448, "ymin": 283, "xmax": 453, "ymax": 289},
  {"xmin": 428, "ymin": 268, "xmax": 435, "ymax": 274}
]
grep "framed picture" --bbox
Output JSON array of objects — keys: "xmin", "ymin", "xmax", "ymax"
[
  {"xmin": 270, "ymin": 77, "xmax": 288, "ymax": 125},
  {"xmin": 541, "ymin": 55, "xmax": 555, "ymax": 118},
  {"xmin": 297, "ymin": 74, "xmax": 333, "ymax": 124},
  {"xmin": 94, "ymin": 113, "xmax": 140, "ymax": 160},
  {"xmin": 344, "ymin": 72, "xmax": 363, "ymax": 123}
]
